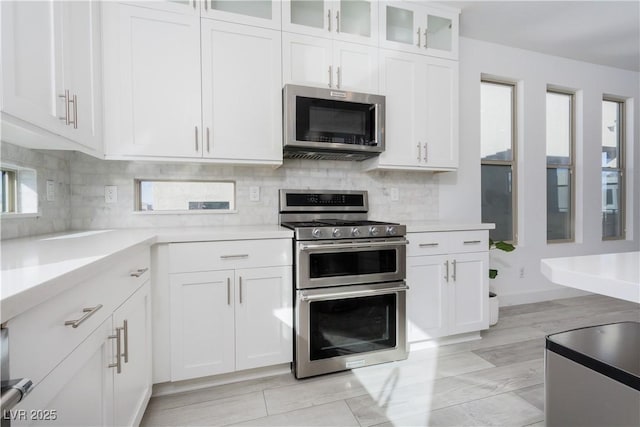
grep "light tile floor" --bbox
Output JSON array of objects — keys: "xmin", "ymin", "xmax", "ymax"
[{"xmin": 141, "ymin": 295, "xmax": 639, "ymax": 426}]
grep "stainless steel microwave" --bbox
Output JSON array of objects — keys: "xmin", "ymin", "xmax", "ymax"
[{"xmin": 283, "ymin": 84, "xmax": 385, "ymax": 161}]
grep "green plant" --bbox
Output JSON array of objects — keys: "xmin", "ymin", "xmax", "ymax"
[{"xmin": 489, "ymin": 238, "xmax": 516, "ymax": 279}]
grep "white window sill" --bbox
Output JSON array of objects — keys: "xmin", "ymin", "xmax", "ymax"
[
  {"xmin": 132, "ymin": 209, "xmax": 238, "ymax": 215},
  {"xmin": 1, "ymin": 212, "xmax": 41, "ymax": 219}
]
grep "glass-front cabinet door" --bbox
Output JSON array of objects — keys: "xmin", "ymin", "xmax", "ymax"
[
  {"xmin": 380, "ymin": 1, "xmax": 459, "ymax": 59},
  {"xmin": 282, "ymin": 0, "xmax": 378, "ymax": 46},
  {"xmin": 204, "ymin": 0, "xmax": 281, "ymax": 29}
]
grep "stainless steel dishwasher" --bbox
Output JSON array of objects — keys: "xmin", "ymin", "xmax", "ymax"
[
  {"xmin": 545, "ymin": 321, "xmax": 640, "ymax": 427},
  {"xmin": 1, "ymin": 325, "xmax": 33, "ymax": 427}
]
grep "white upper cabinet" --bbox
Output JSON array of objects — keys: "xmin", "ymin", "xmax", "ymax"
[
  {"xmin": 201, "ymin": 20, "xmax": 282, "ymax": 162},
  {"xmin": 365, "ymin": 49, "xmax": 458, "ymax": 171},
  {"xmin": 1, "ymin": 0, "xmax": 102, "ymax": 155},
  {"xmin": 102, "ymin": 4, "xmax": 202, "ymax": 158},
  {"xmin": 203, "ymin": 0, "xmax": 281, "ymax": 29},
  {"xmin": 102, "ymin": 3, "xmax": 283, "ymax": 165},
  {"xmin": 282, "ymin": 33, "xmax": 378, "ymax": 93},
  {"xmin": 380, "ymin": 1, "xmax": 459, "ymax": 60},
  {"xmin": 282, "ymin": 0, "xmax": 378, "ymax": 46}
]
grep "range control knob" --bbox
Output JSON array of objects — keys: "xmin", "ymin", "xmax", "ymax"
[
  {"xmin": 386, "ymin": 226, "xmax": 397, "ymax": 236},
  {"xmin": 333, "ymin": 228, "xmax": 342, "ymax": 238},
  {"xmin": 312, "ymin": 228, "xmax": 322, "ymax": 238},
  {"xmin": 351, "ymin": 227, "xmax": 361, "ymax": 237},
  {"xmin": 369, "ymin": 226, "xmax": 380, "ymax": 237}
]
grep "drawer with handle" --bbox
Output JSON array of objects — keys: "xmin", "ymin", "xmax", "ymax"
[
  {"xmin": 169, "ymin": 239, "xmax": 292, "ymax": 273},
  {"xmin": 407, "ymin": 232, "xmax": 450, "ymax": 256},
  {"xmin": 447, "ymin": 230, "xmax": 489, "ymax": 254},
  {"xmin": 8, "ymin": 246, "xmax": 150, "ymax": 387}
]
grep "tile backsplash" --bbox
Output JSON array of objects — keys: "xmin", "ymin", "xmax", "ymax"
[{"xmin": 1, "ymin": 142, "xmax": 439, "ymax": 238}]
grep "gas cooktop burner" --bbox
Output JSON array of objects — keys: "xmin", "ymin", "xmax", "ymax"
[{"xmin": 281, "ymin": 219, "xmax": 397, "ymax": 229}]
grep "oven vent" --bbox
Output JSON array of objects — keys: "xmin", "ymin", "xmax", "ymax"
[{"xmin": 283, "ymin": 150, "xmax": 377, "ymax": 161}]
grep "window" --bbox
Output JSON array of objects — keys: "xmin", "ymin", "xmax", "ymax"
[
  {"xmin": 135, "ymin": 180, "xmax": 235, "ymax": 212},
  {"xmin": 602, "ymin": 98, "xmax": 625, "ymax": 239},
  {"xmin": 546, "ymin": 90, "xmax": 575, "ymax": 242},
  {"xmin": 480, "ymin": 79, "xmax": 517, "ymax": 243},
  {"xmin": 1, "ymin": 164, "xmax": 38, "ymax": 215}
]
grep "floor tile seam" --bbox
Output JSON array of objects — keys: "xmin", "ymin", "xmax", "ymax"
[
  {"xmin": 219, "ymin": 391, "xmax": 270, "ymax": 427},
  {"xmin": 425, "ymin": 386, "xmax": 546, "ymax": 416},
  {"xmin": 148, "ymin": 388, "xmax": 269, "ymax": 415},
  {"xmin": 263, "ymin": 387, "xmax": 372, "ymax": 417}
]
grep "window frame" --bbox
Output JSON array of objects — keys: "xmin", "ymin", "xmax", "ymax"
[
  {"xmin": 480, "ymin": 78, "xmax": 518, "ymax": 244},
  {"xmin": 1, "ymin": 168, "xmax": 17, "ymax": 213},
  {"xmin": 602, "ymin": 96, "xmax": 626, "ymax": 241},
  {"xmin": 546, "ymin": 88, "xmax": 576, "ymax": 244},
  {"xmin": 133, "ymin": 179, "xmax": 237, "ymax": 213}
]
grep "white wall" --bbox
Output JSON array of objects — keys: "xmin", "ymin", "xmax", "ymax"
[{"xmin": 440, "ymin": 37, "xmax": 640, "ymax": 305}]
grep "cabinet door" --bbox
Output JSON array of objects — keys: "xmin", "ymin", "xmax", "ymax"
[
  {"xmin": 113, "ymin": 281, "xmax": 152, "ymax": 427},
  {"xmin": 202, "ymin": 0, "xmax": 281, "ymax": 29},
  {"xmin": 102, "ymin": 3, "xmax": 202, "ymax": 158},
  {"xmin": 170, "ymin": 270, "xmax": 235, "ymax": 381},
  {"xmin": 13, "ymin": 319, "xmax": 114, "ymax": 427},
  {"xmin": 407, "ymin": 255, "xmax": 448, "ymax": 342},
  {"xmin": 1, "ymin": 1, "xmax": 65, "ymax": 136},
  {"xmin": 376, "ymin": 49, "xmax": 423, "ymax": 167},
  {"xmin": 448, "ymin": 252, "xmax": 489, "ymax": 335},
  {"xmin": 333, "ymin": 41, "xmax": 378, "ymax": 93},
  {"xmin": 235, "ymin": 266, "xmax": 293, "ymax": 370},
  {"xmin": 58, "ymin": 0, "xmax": 102, "ymax": 153},
  {"xmin": 282, "ymin": 0, "xmax": 331, "ymax": 39},
  {"xmin": 423, "ymin": 58, "xmax": 458, "ymax": 169},
  {"xmin": 282, "ymin": 32, "xmax": 333, "ymax": 89},
  {"xmin": 379, "ymin": 1, "xmax": 424, "ymax": 54},
  {"xmin": 201, "ymin": 20, "xmax": 282, "ymax": 163},
  {"xmin": 424, "ymin": 8, "xmax": 459, "ymax": 60},
  {"xmin": 334, "ymin": 0, "xmax": 378, "ymax": 46}
]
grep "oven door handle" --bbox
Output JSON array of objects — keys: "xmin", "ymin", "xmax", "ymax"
[
  {"xmin": 299, "ymin": 285, "xmax": 409, "ymax": 302},
  {"xmin": 299, "ymin": 240, "xmax": 408, "ymax": 251}
]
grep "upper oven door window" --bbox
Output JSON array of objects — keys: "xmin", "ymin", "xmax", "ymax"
[
  {"xmin": 297, "ymin": 240, "xmax": 407, "ymax": 289},
  {"xmin": 296, "ymin": 97, "xmax": 378, "ymax": 147}
]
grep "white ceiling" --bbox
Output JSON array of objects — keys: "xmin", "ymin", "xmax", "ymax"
[{"xmin": 445, "ymin": 1, "xmax": 640, "ymax": 71}]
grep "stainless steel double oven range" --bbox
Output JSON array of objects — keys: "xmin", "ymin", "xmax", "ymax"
[{"xmin": 280, "ymin": 189, "xmax": 409, "ymax": 379}]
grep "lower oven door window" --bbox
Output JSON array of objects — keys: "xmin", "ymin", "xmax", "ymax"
[{"xmin": 309, "ymin": 293, "xmax": 397, "ymax": 360}]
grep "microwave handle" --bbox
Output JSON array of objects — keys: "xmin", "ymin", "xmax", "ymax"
[{"xmin": 300, "ymin": 285, "xmax": 410, "ymax": 302}]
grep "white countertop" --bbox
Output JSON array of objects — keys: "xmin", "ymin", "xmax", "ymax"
[
  {"xmin": 405, "ymin": 221, "xmax": 495, "ymax": 233},
  {"xmin": 0, "ymin": 225, "xmax": 294, "ymax": 323},
  {"xmin": 541, "ymin": 252, "xmax": 640, "ymax": 304}
]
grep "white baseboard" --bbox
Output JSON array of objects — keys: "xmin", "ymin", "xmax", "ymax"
[
  {"xmin": 409, "ymin": 331, "xmax": 482, "ymax": 352},
  {"xmin": 151, "ymin": 363, "xmax": 292, "ymax": 397},
  {"xmin": 498, "ymin": 288, "xmax": 591, "ymax": 306}
]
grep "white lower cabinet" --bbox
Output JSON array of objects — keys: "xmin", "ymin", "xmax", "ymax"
[
  {"xmin": 407, "ymin": 231, "xmax": 489, "ymax": 343},
  {"xmin": 169, "ymin": 240, "xmax": 293, "ymax": 382},
  {"xmin": 13, "ymin": 281, "xmax": 152, "ymax": 427}
]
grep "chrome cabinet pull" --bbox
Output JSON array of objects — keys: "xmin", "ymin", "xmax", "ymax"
[
  {"xmin": 65, "ymin": 304, "xmax": 103, "ymax": 328},
  {"xmin": 108, "ymin": 326, "xmax": 123, "ymax": 374},
  {"xmin": 336, "ymin": 66, "xmax": 341, "ymax": 89},
  {"xmin": 300, "ymin": 239, "xmax": 408, "ymax": 251},
  {"xmin": 206, "ymin": 127, "xmax": 210, "ymax": 153},
  {"xmin": 239, "ymin": 276, "xmax": 243, "ymax": 304},
  {"xmin": 71, "ymin": 94, "xmax": 78, "ymax": 129},
  {"xmin": 463, "ymin": 240, "xmax": 482, "ymax": 245},
  {"xmin": 122, "ymin": 320, "xmax": 129, "ymax": 363},
  {"xmin": 444, "ymin": 260, "xmax": 449, "ymax": 282},
  {"xmin": 328, "ymin": 65, "xmax": 333, "ymax": 88},
  {"xmin": 195, "ymin": 126, "xmax": 199, "ymax": 151},
  {"xmin": 423, "ymin": 28, "xmax": 428, "ymax": 48},
  {"xmin": 452, "ymin": 259, "xmax": 457, "ymax": 281},
  {"xmin": 419, "ymin": 243, "xmax": 438, "ymax": 248},
  {"xmin": 130, "ymin": 267, "xmax": 148, "ymax": 277},
  {"xmin": 192, "ymin": 0, "xmax": 196, "ymax": 9},
  {"xmin": 423, "ymin": 142, "xmax": 428, "ymax": 162},
  {"xmin": 417, "ymin": 142, "xmax": 421, "ymax": 161},
  {"xmin": 58, "ymin": 90, "xmax": 70, "ymax": 125},
  {"xmin": 416, "ymin": 27, "xmax": 421, "ymax": 47},
  {"xmin": 328, "ymin": 9, "xmax": 331, "ymax": 32},
  {"xmin": 204, "ymin": 0, "xmax": 208, "ymax": 10},
  {"xmin": 227, "ymin": 277, "xmax": 231, "ymax": 306},
  {"xmin": 336, "ymin": 10, "xmax": 340, "ymax": 32},
  {"xmin": 220, "ymin": 254, "xmax": 249, "ymax": 259}
]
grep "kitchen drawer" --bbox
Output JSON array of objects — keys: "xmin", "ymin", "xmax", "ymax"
[
  {"xmin": 169, "ymin": 239, "xmax": 292, "ymax": 273},
  {"xmin": 407, "ymin": 230, "xmax": 488, "ymax": 256},
  {"xmin": 407, "ymin": 232, "xmax": 450, "ymax": 256},
  {"xmin": 447, "ymin": 230, "xmax": 489, "ymax": 254},
  {"xmin": 8, "ymin": 246, "xmax": 150, "ymax": 387}
]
